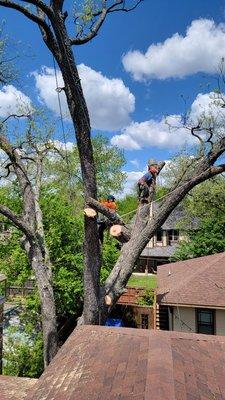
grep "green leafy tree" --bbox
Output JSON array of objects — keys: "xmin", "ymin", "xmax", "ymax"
[
  {"xmin": 3, "ymin": 328, "xmax": 44, "ymax": 378},
  {"xmin": 174, "ymin": 177, "xmax": 225, "ymax": 260},
  {"xmin": 174, "ymin": 219, "xmax": 225, "ymax": 260}
]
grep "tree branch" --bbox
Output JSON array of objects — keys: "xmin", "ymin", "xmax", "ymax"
[
  {"xmin": 20, "ymin": 0, "xmax": 53, "ymax": 18},
  {"xmin": 0, "ymin": 113, "xmax": 31, "ymax": 125},
  {"xmin": 0, "ymin": 0, "xmax": 50, "ymax": 28},
  {"xmin": 0, "ymin": 204, "xmax": 35, "ymax": 239},
  {"xmin": 86, "ymin": 197, "xmax": 125, "ymax": 225},
  {"xmin": 70, "ymin": 6, "xmax": 107, "ymax": 45},
  {"xmin": 70, "ymin": 0, "xmax": 143, "ymax": 45}
]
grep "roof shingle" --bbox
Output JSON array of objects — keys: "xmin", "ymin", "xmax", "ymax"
[
  {"xmin": 157, "ymin": 252, "xmax": 225, "ymax": 307},
  {"xmin": 24, "ymin": 325, "xmax": 225, "ymax": 400},
  {"xmin": 0, "ymin": 375, "xmax": 37, "ymax": 400}
]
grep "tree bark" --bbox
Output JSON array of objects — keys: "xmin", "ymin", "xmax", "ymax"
[
  {"xmin": 27, "ymin": 241, "xmax": 58, "ymax": 366},
  {"xmin": 46, "ymin": 14, "xmax": 101, "ymax": 325}
]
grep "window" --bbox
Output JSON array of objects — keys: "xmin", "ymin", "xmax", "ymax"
[
  {"xmin": 196, "ymin": 309, "xmax": 215, "ymax": 335},
  {"xmin": 156, "ymin": 229, "xmax": 162, "ymax": 242},
  {"xmin": 141, "ymin": 314, "xmax": 149, "ymax": 329},
  {"xmin": 168, "ymin": 229, "xmax": 179, "ymax": 242}
]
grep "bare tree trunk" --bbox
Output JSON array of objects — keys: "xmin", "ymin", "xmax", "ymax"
[
  {"xmin": 0, "ymin": 135, "xmax": 58, "ymax": 366},
  {"xmin": 27, "ymin": 241, "xmax": 58, "ymax": 366},
  {"xmin": 47, "ymin": 15, "xmax": 101, "ymax": 324}
]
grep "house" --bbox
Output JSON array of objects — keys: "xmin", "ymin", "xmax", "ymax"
[
  {"xmin": 137, "ymin": 203, "xmax": 197, "ymax": 273},
  {"xmin": 2, "ymin": 325, "xmax": 225, "ymax": 399},
  {"xmin": 156, "ymin": 252, "xmax": 225, "ymax": 335}
]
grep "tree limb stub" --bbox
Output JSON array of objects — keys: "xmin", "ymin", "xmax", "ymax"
[
  {"xmin": 84, "ymin": 207, "xmax": 97, "ymax": 218},
  {"xmin": 109, "ymin": 224, "xmax": 131, "ymax": 243},
  {"xmin": 86, "ymin": 197, "xmax": 125, "ymax": 226}
]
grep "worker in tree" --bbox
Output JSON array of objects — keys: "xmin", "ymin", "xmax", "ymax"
[
  {"xmin": 137, "ymin": 160, "xmax": 158, "ymax": 202},
  {"xmin": 98, "ymin": 195, "xmax": 117, "ymax": 243},
  {"xmin": 100, "ymin": 195, "xmax": 117, "ymax": 211}
]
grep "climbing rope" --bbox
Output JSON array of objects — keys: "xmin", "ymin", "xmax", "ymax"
[{"xmin": 119, "ymin": 190, "xmax": 175, "ymax": 219}]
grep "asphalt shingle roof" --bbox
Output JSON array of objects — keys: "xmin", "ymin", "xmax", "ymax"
[
  {"xmin": 141, "ymin": 244, "xmax": 178, "ymax": 258},
  {"xmin": 23, "ymin": 325, "xmax": 225, "ymax": 400},
  {"xmin": 0, "ymin": 376, "xmax": 37, "ymax": 400},
  {"xmin": 152, "ymin": 202, "xmax": 198, "ymax": 230},
  {"xmin": 157, "ymin": 252, "xmax": 225, "ymax": 307}
]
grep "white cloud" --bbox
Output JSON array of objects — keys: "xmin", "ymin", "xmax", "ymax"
[
  {"xmin": 111, "ymin": 90, "xmax": 225, "ymax": 151},
  {"xmin": 111, "ymin": 115, "xmax": 193, "ymax": 150},
  {"xmin": 0, "ymin": 85, "xmax": 32, "ymax": 117},
  {"xmin": 33, "ymin": 64, "xmax": 135, "ymax": 131},
  {"xmin": 122, "ymin": 170, "xmax": 144, "ymax": 195},
  {"xmin": 190, "ymin": 92, "xmax": 225, "ymax": 125},
  {"xmin": 52, "ymin": 140, "xmax": 74, "ymax": 152},
  {"xmin": 122, "ymin": 19, "xmax": 225, "ymax": 80},
  {"xmin": 130, "ymin": 159, "xmax": 140, "ymax": 168}
]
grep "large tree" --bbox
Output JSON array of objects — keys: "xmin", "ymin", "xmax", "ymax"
[
  {"xmin": 1, "ymin": 1, "xmax": 225, "ymax": 327},
  {"xmin": 0, "ymin": 115, "xmax": 58, "ymax": 366},
  {"xmin": 0, "ymin": 0, "xmax": 142, "ymax": 325}
]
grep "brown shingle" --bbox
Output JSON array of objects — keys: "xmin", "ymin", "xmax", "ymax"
[
  {"xmin": 157, "ymin": 252, "xmax": 225, "ymax": 307},
  {"xmin": 24, "ymin": 326, "xmax": 225, "ymax": 400},
  {"xmin": 0, "ymin": 375, "xmax": 37, "ymax": 399}
]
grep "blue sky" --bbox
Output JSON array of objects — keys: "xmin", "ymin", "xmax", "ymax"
[{"xmin": 1, "ymin": 0, "xmax": 225, "ymax": 193}]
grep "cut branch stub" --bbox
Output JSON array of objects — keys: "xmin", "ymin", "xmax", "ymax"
[
  {"xmin": 105, "ymin": 295, "xmax": 112, "ymax": 306},
  {"xmin": 86, "ymin": 197, "xmax": 125, "ymax": 225},
  {"xmin": 84, "ymin": 207, "xmax": 97, "ymax": 218},
  {"xmin": 110, "ymin": 224, "xmax": 131, "ymax": 243}
]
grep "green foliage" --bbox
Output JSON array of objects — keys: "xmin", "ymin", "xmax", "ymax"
[
  {"xmin": 174, "ymin": 219, "xmax": 225, "ymax": 260},
  {"xmin": 184, "ymin": 177, "xmax": 225, "ymax": 221},
  {"xmin": 0, "ymin": 230, "xmax": 30, "ymax": 285},
  {"xmin": 155, "ymin": 185, "xmax": 169, "ymax": 201},
  {"xmin": 20, "ymin": 292, "xmax": 42, "ymax": 331},
  {"xmin": 174, "ymin": 176, "xmax": 225, "ymax": 260},
  {"xmin": 74, "ymin": 0, "xmax": 97, "ymax": 33},
  {"xmin": 138, "ymin": 290, "xmax": 154, "ymax": 306},
  {"xmin": 41, "ymin": 191, "xmax": 84, "ymax": 318},
  {"xmin": 93, "ymin": 134, "xmax": 126, "ymax": 197},
  {"xmin": 3, "ymin": 327, "xmax": 44, "ymax": 378},
  {"xmin": 0, "ymin": 130, "xmax": 126, "ymax": 374},
  {"xmin": 117, "ymin": 194, "xmax": 137, "ymax": 223},
  {"xmin": 44, "ymin": 133, "xmax": 126, "ymax": 202}
]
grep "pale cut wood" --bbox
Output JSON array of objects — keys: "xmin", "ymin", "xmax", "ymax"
[
  {"xmin": 105, "ymin": 295, "xmax": 112, "ymax": 306},
  {"xmin": 84, "ymin": 207, "xmax": 97, "ymax": 218},
  {"xmin": 110, "ymin": 224, "xmax": 131, "ymax": 241}
]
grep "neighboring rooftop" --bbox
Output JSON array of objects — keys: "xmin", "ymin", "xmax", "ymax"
[
  {"xmin": 21, "ymin": 325, "xmax": 225, "ymax": 400},
  {"xmin": 141, "ymin": 244, "xmax": 178, "ymax": 258},
  {"xmin": 0, "ymin": 376, "xmax": 37, "ymax": 400},
  {"xmin": 152, "ymin": 202, "xmax": 198, "ymax": 230},
  {"xmin": 157, "ymin": 252, "xmax": 225, "ymax": 308}
]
